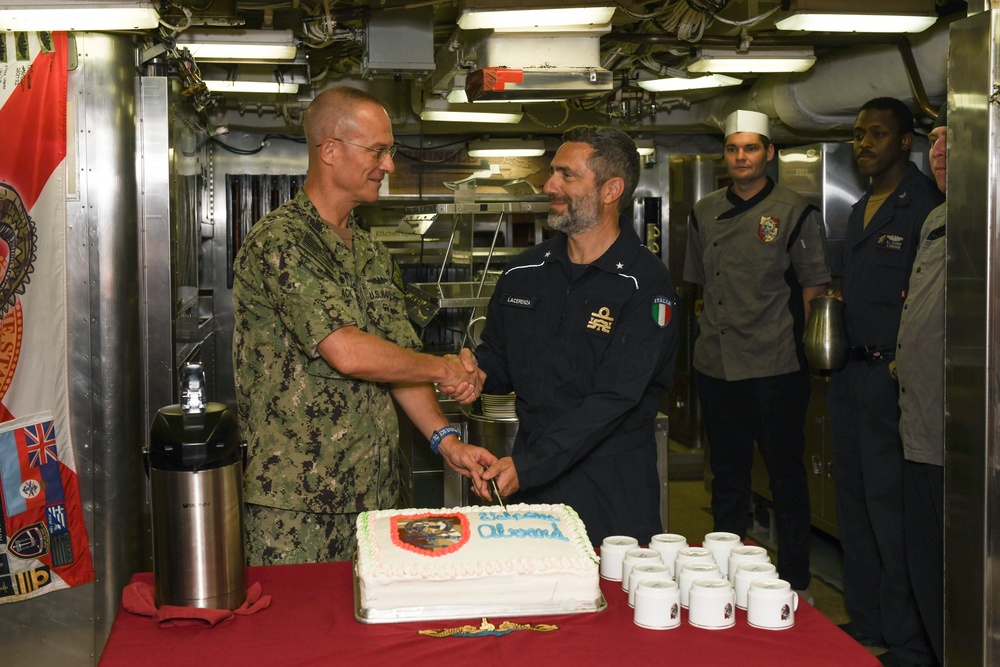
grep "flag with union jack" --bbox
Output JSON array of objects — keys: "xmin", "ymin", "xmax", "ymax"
[
  {"xmin": 25, "ymin": 420, "xmax": 57, "ymax": 468},
  {"xmin": 0, "ymin": 31, "xmax": 93, "ymax": 604},
  {"xmin": 0, "ymin": 412, "xmax": 93, "ymax": 603}
]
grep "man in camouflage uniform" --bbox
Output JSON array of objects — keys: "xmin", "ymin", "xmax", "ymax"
[{"xmin": 233, "ymin": 87, "xmax": 493, "ymax": 565}]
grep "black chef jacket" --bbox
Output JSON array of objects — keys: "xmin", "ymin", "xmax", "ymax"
[
  {"xmin": 838, "ymin": 162, "xmax": 944, "ymax": 348},
  {"xmin": 475, "ymin": 223, "xmax": 679, "ymax": 545}
]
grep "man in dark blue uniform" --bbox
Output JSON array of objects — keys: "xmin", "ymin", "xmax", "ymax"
[
  {"xmin": 477, "ymin": 126, "xmax": 680, "ymax": 546},
  {"xmin": 830, "ymin": 97, "xmax": 943, "ymax": 666}
]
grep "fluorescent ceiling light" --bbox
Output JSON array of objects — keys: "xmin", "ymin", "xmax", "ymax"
[
  {"xmin": 688, "ymin": 48, "xmax": 816, "ymax": 74},
  {"xmin": 775, "ymin": 13, "xmax": 936, "ymax": 33},
  {"xmin": 457, "ymin": 6, "xmax": 615, "ymax": 31},
  {"xmin": 421, "ymin": 109, "xmax": 524, "ymax": 123},
  {"xmin": 774, "ymin": 0, "xmax": 936, "ymax": 33},
  {"xmin": 420, "ymin": 99, "xmax": 523, "ymax": 124},
  {"xmin": 468, "ymin": 139, "xmax": 546, "ymax": 157},
  {"xmin": 638, "ymin": 74, "xmax": 742, "ymax": 93},
  {"xmin": 203, "ymin": 80, "xmax": 299, "ymax": 94},
  {"xmin": 176, "ymin": 29, "xmax": 298, "ymax": 62},
  {"xmin": 199, "ymin": 62, "xmax": 308, "ymax": 95},
  {"xmin": 0, "ymin": 1, "xmax": 160, "ymax": 31}
]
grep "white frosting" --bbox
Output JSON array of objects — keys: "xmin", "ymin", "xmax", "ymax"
[{"xmin": 356, "ymin": 503, "xmax": 600, "ymax": 613}]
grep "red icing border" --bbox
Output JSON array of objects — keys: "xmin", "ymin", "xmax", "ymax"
[{"xmin": 390, "ymin": 512, "xmax": 471, "ymax": 557}]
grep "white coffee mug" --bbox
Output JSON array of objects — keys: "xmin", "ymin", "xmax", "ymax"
[
  {"xmin": 648, "ymin": 533, "xmax": 688, "ymax": 578},
  {"xmin": 673, "ymin": 546, "xmax": 715, "ymax": 580},
  {"xmin": 677, "ymin": 562, "xmax": 722, "ymax": 608},
  {"xmin": 687, "ymin": 578, "xmax": 736, "ymax": 630},
  {"xmin": 734, "ymin": 562, "xmax": 778, "ymax": 609},
  {"xmin": 600, "ymin": 536, "xmax": 639, "ymax": 581},
  {"xmin": 727, "ymin": 545, "xmax": 771, "ymax": 581},
  {"xmin": 628, "ymin": 563, "xmax": 672, "ymax": 607},
  {"xmin": 633, "ymin": 579, "xmax": 681, "ymax": 630},
  {"xmin": 746, "ymin": 578, "xmax": 799, "ymax": 630},
  {"xmin": 703, "ymin": 531, "xmax": 742, "ymax": 578},
  {"xmin": 621, "ymin": 547, "xmax": 663, "ymax": 592}
]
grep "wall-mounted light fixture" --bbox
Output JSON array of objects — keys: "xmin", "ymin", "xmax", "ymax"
[
  {"xmin": 420, "ymin": 98, "xmax": 523, "ymax": 124},
  {"xmin": 468, "ymin": 139, "xmax": 546, "ymax": 157},
  {"xmin": 775, "ymin": 0, "xmax": 936, "ymax": 33},
  {"xmin": 457, "ymin": 1, "xmax": 614, "ymax": 32},
  {"xmin": 633, "ymin": 139, "xmax": 656, "ymax": 157},
  {"xmin": 0, "ymin": 0, "xmax": 160, "ymax": 31},
  {"xmin": 638, "ymin": 73, "xmax": 742, "ymax": 93},
  {"xmin": 688, "ymin": 47, "xmax": 816, "ymax": 74},
  {"xmin": 175, "ymin": 29, "xmax": 298, "ymax": 62}
]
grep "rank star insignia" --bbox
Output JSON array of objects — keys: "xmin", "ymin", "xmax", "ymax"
[
  {"xmin": 544, "ymin": 251, "xmax": 552, "ymax": 258},
  {"xmin": 757, "ymin": 215, "xmax": 779, "ymax": 243},
  {"xmin": 616, "ymin": 262, "xmax": 624, "ymax": 269}
]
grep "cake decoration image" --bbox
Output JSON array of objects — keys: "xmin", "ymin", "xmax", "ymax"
[{"xmin": 391, "ymin": 513, "xmax": 471, "ymax": 556}]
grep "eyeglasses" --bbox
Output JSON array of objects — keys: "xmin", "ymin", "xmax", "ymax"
[{"xmin": 317, "ymin": 137, "xmax": 397, "ymax": 162}]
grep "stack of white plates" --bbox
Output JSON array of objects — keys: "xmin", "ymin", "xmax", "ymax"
[{"xmin": 481, "ymin": 392, "xmax": 516, "ymax": 419}]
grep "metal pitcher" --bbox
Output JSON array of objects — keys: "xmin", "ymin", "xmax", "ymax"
[{"xmin": 803, "ymin": 295, "xmax": 848, "ymax": 371}]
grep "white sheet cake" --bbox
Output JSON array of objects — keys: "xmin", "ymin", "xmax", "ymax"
[{"xmin": 354, "ymin": 503, "xmax": 603, "ymax": 622}]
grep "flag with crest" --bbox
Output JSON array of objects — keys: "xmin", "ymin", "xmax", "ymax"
[{"xmin": 0, "ymin": 30, "xmax": 93, "ymax": 604}]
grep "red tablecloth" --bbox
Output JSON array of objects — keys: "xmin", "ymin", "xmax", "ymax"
[{"xmin": 100, "ymin": 561, "xmax": 880, "ymax": 667}]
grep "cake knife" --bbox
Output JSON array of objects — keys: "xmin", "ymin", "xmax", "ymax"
[{"xmin": 483, "ymin": 466, "xmax": 506, "ymax": 511}]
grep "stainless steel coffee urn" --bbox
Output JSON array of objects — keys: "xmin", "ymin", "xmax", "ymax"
[{"xmin": 146, "ymin": 364, "xmax": 246, "ymax": 610}]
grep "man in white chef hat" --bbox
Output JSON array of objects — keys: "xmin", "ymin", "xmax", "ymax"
[{"xmin": 683, "ymin": 109, "xmax": 831, "ymax": 604}]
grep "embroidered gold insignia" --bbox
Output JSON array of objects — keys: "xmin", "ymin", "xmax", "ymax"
[{"xmin": 587, "ymin": 307, "xmax": 614, "ymax": 334}]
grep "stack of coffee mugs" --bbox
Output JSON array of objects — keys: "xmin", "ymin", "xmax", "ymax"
[{"xmin": 600, "ymin": 532, "xmax": 800, "ymax": 631}]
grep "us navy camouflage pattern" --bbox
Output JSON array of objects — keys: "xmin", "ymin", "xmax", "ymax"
[
  {"xmin": 232, "ymin": 189, "xmax": 420, "ymax": 519},
  {"xmin": 244, "ymin": 504, "xmax": 359, "ymax": 565}
]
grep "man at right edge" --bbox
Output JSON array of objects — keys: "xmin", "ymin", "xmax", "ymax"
[
  {"xmin": 830, "ymin": 97, "xmax": 943, "ymax": 667},
  {"xmin": 894, "ymin": 103, "xmax": 948, "ymax": 666}
]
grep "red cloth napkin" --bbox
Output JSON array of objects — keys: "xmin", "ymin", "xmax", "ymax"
[{"xmin": 122, "ymin": 580, "xmax": 271, "ymax": 627}]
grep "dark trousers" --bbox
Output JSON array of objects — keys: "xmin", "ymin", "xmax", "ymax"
[
  {"xmin": 829, "ymin": 360, "xmax": 935, "ymax": 664},
  {"xmin": 904, "ymin": 461, "xmax": 944, "ymax": 666},
  {"xmin": 697, "ymin": 370, "xmax": 812, "ymax": 590}
]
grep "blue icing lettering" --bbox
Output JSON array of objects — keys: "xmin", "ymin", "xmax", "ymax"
[{"xmin": 477, "ymin": 521, "xmax": 568, "ymax": 541}]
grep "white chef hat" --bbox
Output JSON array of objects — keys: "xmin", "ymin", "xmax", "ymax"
[{"xmin": 724, "ymin": 109, "xmax": 770, "ymax": 139}]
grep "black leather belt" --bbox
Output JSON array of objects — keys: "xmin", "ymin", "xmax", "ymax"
[{"xmin": 847, "ymin": 346, "xmax": 895, "ymax": 363}]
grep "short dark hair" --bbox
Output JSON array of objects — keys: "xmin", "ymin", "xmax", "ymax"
[
  {"xmin": 561, "ymin": 125, "xmax": 640, "ymax": 213},
  {"xmin": 859, "ymin": 97, "xmax": 915, "ymax": 135}
]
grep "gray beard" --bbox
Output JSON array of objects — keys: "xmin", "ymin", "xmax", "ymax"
[{"xmin": 548, "ymin": 197, "xmax": 601, "ymax": 236}]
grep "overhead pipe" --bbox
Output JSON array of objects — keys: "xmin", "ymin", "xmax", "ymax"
[{"xmin": 626, "ymin": 18, "xmax": 950, "ymax": 140}]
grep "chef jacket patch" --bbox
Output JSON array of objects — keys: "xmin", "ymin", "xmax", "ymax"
[
  {"xmin": 877, "ymin": 234, "xmax": 904, "ymax": 252},
  {"xmin": 652, "ymin": 295, "xmax": 675, "ymax": 328},
  {"xmin": 586, "ymin": 307, "xmax": 614, "ymax": 334},
  {"xmin": 757, "ymin": 215, "xmax": 780, "ymax": 243}
]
